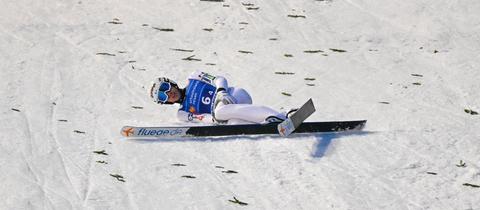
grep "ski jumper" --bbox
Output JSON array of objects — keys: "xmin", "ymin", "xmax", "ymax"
[{"xmin": 176, "ymin": 71, "xmax": 285, "ymax": 124}]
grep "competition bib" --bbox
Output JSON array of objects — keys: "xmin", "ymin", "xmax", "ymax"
[{"xmin": 180, "ymin": 79, "xmax": 217, "ymax": 114}]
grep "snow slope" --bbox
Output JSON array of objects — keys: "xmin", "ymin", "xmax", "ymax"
[{"xmin": 1, "ymin": 0, "xmax": 479, "ymax": 209}]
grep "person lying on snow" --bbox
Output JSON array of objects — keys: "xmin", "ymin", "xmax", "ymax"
[{"xmin": 149, "ymin": 71, "xmax": 296, "ymax": 124}]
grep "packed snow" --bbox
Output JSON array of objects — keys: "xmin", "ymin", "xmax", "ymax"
[{"xmin": 1, "ymin": 0, "xmax": 479, "ymax": 209}]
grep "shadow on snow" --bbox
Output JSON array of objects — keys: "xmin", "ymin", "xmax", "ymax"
[{"xmin": 310, "ymin": 131, "xmax": 373, "ymax": 158}]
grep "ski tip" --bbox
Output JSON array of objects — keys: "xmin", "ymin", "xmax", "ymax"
[
  {"xmin": 357, "ymin": 120, "xmax": 367, "ymax": 130},
  {"xmin": 344, "ymin": 120, "xmax": 367, "ymax": 131}
]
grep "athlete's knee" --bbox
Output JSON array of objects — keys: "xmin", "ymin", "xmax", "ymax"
[{"xmin": 229, "ymin": 87, "xmax": 252, "ymax": 104}]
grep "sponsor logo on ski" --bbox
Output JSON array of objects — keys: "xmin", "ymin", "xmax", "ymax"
[
  {"xmin": 137, "ymin": 128, "xmax": 184, "ymax": 136},
  {"xmin": 122, "ymin": 127, "xmax": 134, "ymax": 137}
]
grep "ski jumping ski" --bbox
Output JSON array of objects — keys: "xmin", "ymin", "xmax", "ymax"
[
  {"xmin": 121, "ymin": 120, "xmax": 366, "ymax": 139},
  {"xmin": 121, "ymin": 98, "xmax": 366, "ymax": 139}
]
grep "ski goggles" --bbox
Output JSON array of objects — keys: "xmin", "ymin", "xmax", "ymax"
[{"xmin": 155, "ymin": 82, "xmax": 172, "ymax": 103}]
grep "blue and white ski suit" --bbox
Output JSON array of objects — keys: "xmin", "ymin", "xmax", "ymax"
[{"xmin": 176, "ymin": 71, "xmax": 285, "ymax": 124}]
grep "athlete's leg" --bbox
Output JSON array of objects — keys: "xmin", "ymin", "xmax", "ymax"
[
  {"xmin": 214, "ymin": 104, "xmax": 285, "ymax": 124},
  {"xmin": 228, "ymin": 87, "xmax": 252, "ymax": 104}
]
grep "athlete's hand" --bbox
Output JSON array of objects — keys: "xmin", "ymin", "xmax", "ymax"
[{"xmin": 215, "ymin": 88, "xmax": 236, "ymax": 106}]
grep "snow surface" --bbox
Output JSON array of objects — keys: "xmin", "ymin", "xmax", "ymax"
[{"xmin": 1, "ymin": 0, "xmax": 479, "ymax": 209}]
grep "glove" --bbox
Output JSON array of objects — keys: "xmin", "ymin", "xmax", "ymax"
[{"xmin": 214, "ymin": 88, "xmax": 236, "ymax": 107}]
